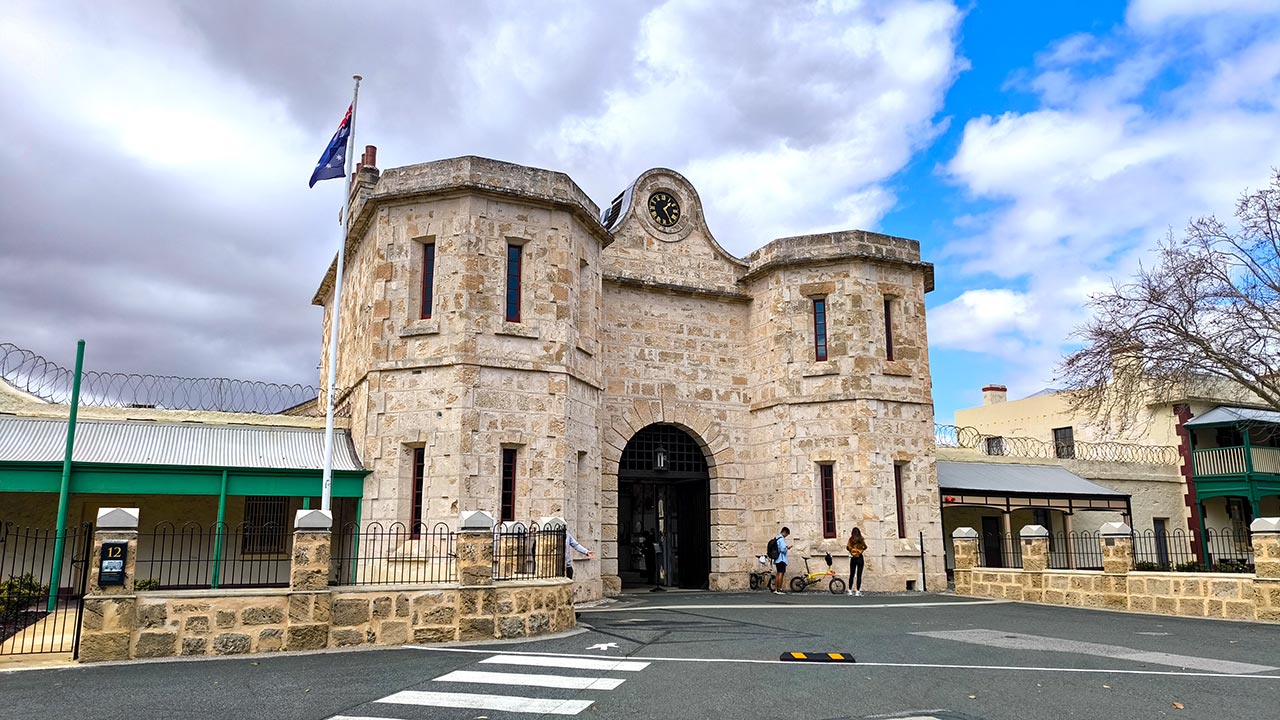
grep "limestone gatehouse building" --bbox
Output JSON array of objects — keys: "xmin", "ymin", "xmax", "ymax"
[{"xmin": 313, "ymin": 150, "xmax": 944, "ymax": 599}]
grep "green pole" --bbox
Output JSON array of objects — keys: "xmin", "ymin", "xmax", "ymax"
[
  {"xmin": 48, "ymin": 340, "xmax": 85, "ymax": 612},
  {"xmin": 350, "ymin": 498, "xmax": 362, "ymax": 585},
  {"xmin": 211, "ymin": 469, "xmax": 228, "ymax": 589}
]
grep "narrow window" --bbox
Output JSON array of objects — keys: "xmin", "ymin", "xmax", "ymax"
[
  {"xmin": 813, "ymin": 298, "xmax": 828, "ymax": 361},
  {"xmin": 501, "ymin": 448, "xmax": 517, "ymax": 522},
  {"xmin": 893, "ymin": 464, "xmax": 906, "ymax": 539},
  {"xmin": 883, "ymin": 297, "xmax": 895, "ymax": 361},
  {"xmin": 420, "ymin": 242, "xmax": 436, "ymax": 319},
  {"xmin": 411, "ymin": 447, "xmax": 426, "ymax": 536},
  {"xmin": 819, "ymin": 464, "xmax": 836, "ymax": 538},
  {"xmin": 1053, "ymin": 427, "xmax": 1075, "ymax": 459},
  {"xmin": 242, "ymin": 496, "xmax": 287, "ymax": 554},
  {"xmin": 505, "ymin": 243, "xmax": 522, "ymax": 322}
]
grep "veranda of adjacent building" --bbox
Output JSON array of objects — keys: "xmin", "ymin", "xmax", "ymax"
[
  {"xmin": 0, "ymin": 416, "xmax": 367, "ymax": 594},
  {"xmin": 1186, "ymin": 406, "xmax": 1280, "ymax": 537},
  {"xmin": 938, "ymin": 460, "xmax": 1131, "ymax": 575}
]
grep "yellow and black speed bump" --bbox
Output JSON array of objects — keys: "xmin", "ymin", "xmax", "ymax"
[{"xmin": 779, "ymin": 651, "xmax": 856, "ymax": 663}]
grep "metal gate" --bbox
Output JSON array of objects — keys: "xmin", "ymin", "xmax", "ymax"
[{"xmin": 0, "ymin": 522, "xmax": 93, "ymax": 657}]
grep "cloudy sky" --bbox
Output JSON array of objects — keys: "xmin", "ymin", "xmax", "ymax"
[{"xmin": 1, "ymin": 0, "xmax": 1278, "ymax": 423}]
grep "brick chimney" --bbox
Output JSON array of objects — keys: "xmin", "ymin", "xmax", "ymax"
[{"xmin": 982, "ymin": 384, "xmax": 1007, "ymax": 405}]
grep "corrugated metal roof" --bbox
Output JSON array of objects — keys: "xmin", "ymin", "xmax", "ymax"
[
  {"xmin": 0, "ymin": 416, "xmax": 363, "ymax": 471},
  {"xmin": 937, "ymin": 460, "xmax": 1126, "ymax": 497},
  {"xmin": 1184, "ymin": 405, "xmax": 1280, "ymax": 427}
]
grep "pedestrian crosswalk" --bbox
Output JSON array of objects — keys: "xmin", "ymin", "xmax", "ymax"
[{"xmin": 329, "ymin": 652, "xmax": 651, "ymax": 718}]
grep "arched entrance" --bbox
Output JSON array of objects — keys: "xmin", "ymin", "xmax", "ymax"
[{"xmin": 617, "ymin": 424, "xmax": 711, "ymax": 589}]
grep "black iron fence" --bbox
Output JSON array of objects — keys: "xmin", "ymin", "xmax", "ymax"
[
  {"xmin": 134, "ymin": 522, "xmax": 291, "ymax": 590},
  {"xmin": 0, "ymin": 522, "xmax": 93, "ymax": 656},
  {"xmin": 976, "ymin": 532, "xmax": 1022, "ymax": 569},
  {"xmin": 493, "ymin": 522, "xmax": 568, "ymax": 581},
  {"xmin": 331, "ymin": 522, "xmax": 456, "ymax": 586},
  {"xmin": 1047, "ymin": 531, "xmax": 1104, "ymax": 570},
  {"xmin": 1132, "ymin": 527, "xmax": 1255, "ymax": 572}
]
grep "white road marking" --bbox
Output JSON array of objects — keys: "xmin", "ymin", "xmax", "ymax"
[
  {"xmin": 375, "ymin": 690, "xmax": 593, "ymax": 715},
  {"xmin": 586, "ymin": 642, "xmax": 619, "ymax": 651},
  {"xmin": 913, "ymin": 629, "xmax": 1277, "ymax": 675},
  {"xmin": 434, "ymin": 669, "xmax": 626, "ymax": 690},
  {"xmin": 480, "ymin": 653, "xmax": 650, "ymax": 672},
  {"xmin": 418, "ymin": 647, "xmax": 1280, "ymax": 679},
  {"xmin": 577, "ymin": 599, "xmax": 1008, "ymax": 613}
]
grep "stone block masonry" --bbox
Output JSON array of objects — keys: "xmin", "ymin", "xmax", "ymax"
[
  {"xmin": 77, "ymin": 510, "xmax": 574, "ymax": 663},
  {"xmin": 951, "ymin": 518, "xmax": 1280, "ymax": 622}
]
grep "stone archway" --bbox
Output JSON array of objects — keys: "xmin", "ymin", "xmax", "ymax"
[
  {"xmin": 600, "ymin": 399, "xmax": 744, "ymax": 595},
  {"xmin": 616, "ymin": 424, "xmax": 711, "ymax": 589}
]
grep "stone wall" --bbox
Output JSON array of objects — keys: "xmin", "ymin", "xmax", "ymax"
[
  {"xmin": 78, "ymin": 510, "xmax": 576, "ymax": 663},
  {"xmin": 952, "ymin": 519, "xmax": 1280, "ymax": 622}
]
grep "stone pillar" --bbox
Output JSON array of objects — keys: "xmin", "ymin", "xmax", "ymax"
[
  {"xmin": 952, "ymin": 527, "xmax": 979, "ymax": 595},
  {"xmin": 1251, "ymin": 518, "xmax": 1280, "ymax": 622},
  {"xmin": 537, "ymin": 516, "xmax": 568, "ymax": 579},
  {"xmin": 1062, "ymin": 513, "xmax": 1076, "ymax": 569},
  {"xmin": 285, "ymin": 509, "xmax": 333, "ymax": 652},
  {"xmin": 456, "ymin": 511, "xmax": 496, "ymax": 640},
  {"xmin": 1099, "ymin": 521, "xmax": 1133, "ymax": 611},
  {"xmin": 1019, "ymin": 524, "xmax": 1049, "ymax": 602},
  {"xmin": 1000, "ymin": 511, "xmax": 1014, "ymax": 567},
  {"xmin": 291, "ymin": 510, "xmax": 332, "ymax": 591},
  {"xmin": 80, "ymin": 508, "xmax": 140, "ymax": 663}
]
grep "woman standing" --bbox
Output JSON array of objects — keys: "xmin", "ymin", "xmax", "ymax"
[{"xmin": 846, "ymin": 527, "xmax": 867, "ymax": 596}]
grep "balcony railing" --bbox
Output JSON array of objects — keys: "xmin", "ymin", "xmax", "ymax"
[{"xmin": 1193, "ymin": 445, "xmax": 1280, "ymax": 476}]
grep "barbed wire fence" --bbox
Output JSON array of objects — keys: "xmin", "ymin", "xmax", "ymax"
[
  {"xmin": 934, "ymin": 423, "xmax": 1180, "ymax": 465},
  {"xmin": 1, "ymin": 341, "xmax": 347, "ymax": 417}
]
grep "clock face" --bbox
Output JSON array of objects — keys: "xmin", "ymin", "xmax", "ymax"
[{"xmin": 647, "ymin": 191, "xmax": 681, "ymax": 228}]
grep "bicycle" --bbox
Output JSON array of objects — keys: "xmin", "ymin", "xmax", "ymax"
[
  {"xmin": 748, "ymin": 555, "xmax": 776, "ymax": 591},
  {"xmin": 789, "ymin": 553, "xmax": 846, "ymax": 594}
]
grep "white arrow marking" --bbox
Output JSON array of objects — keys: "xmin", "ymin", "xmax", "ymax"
[{"xmin": 586, "ymin": 642, "xmax": 619, "ymax": 651}]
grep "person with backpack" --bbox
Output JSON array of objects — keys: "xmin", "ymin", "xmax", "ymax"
[
  {"xmin": 768, "ymin": 527, "xmax": 790, "ymax": 595},
  {"xmin": 846, "ymin": 527, "xmax": 867, "ymax": 596}
]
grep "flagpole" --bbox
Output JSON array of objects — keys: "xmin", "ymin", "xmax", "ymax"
[{"xmin": 321, "ymin": 74, "xmax": 361, "ymax": 514}]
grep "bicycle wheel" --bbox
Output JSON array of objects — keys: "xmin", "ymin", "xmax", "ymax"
[
  {"xmin": 750, "ymin": 574, "xmax": 760, "ymax": 590},
  {"xmin": 829, "ymin": 577, "xmax": 847, "ymax": 595},
  {"xmin": 790, "ymin": 577, "xmax": 806, "ymax": 593},
  {"xmin": 767, "ymin": 576, "xmax": 775, "ymax": 591}
]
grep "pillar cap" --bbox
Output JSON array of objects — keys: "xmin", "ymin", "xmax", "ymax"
[
  {"xmin": 1250, "ymin": 517, "xmax": 1280, "ymax": 534},
  {"xmin": 460, "ymin": 510, "xmax": 496, "ymax": 531},
  {"xmin": 1020, "ymin": 524, "xmax": 1049, "ymax": 538},
  {"xmin": 96, "ymin": 507, "xmax": 140, "ymax": 530},
  {"xmin": 538, "ymin": 516, "xmax": 567, "ymax": 530},
  {"xmin": 1099, "ymin": 521, "xmax": 1132, "ymax": 537},
  {"xmin": 294, "ymin": 509, "xmax": 333, "ymax": 531},
  {"xmin": 952, "ymin": 527, "xmax": 979, "ymax": 540}
]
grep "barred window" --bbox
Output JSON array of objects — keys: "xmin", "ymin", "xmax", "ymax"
[
  {"xmin": 505, "ymin": 243, "xmax": 522, "ymax": 322},
  {"xmin": 242, "ymin": 496, "xmax": 287, "ymax": 554},
  {"xmin": 411, "ymin": 447, "xmax": 426, "ymax": 536},
  {"xmin": 1053, "ymin": 427, "xmax": 1075, "ymax": 459},
  {"xmin": 819, "ymin": 464, "xmax": 836, "ymax": 538},
  {"xmin": 501, "ymin": 448, "xmax": 517, "ymax": 522},
  {"xmin": 813, "ymin": 298, "xmax": 829, "ymax": 361},
  {"xmin": 884, "ymin": 296, "xmax": 895, "ymax": 361}
]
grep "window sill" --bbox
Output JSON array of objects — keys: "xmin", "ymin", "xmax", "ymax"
[
  {"xmin": 401, "ymin": 319, "xmax": 440, "ymax": 338},
  {"xmin": 497, "ymin": 323, "xmax": 540, "ymax": 339}
]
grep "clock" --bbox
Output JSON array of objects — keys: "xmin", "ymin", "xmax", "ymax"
[{"xmin": 647, "ymin": 191, "xmax": 681, "ymax": 228}]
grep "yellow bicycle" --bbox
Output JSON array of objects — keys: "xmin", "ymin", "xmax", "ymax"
[{"xmin": 789, "ymin": 554, "xmax": 846, "ymax": 594}]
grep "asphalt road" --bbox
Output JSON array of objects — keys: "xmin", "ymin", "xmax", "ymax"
[{"xmin": 3, "ymin": 592, "xmax": 1278, "ymax": 720}]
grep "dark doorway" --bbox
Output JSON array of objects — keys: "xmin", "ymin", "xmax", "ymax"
[
  {"xmin": 617, "ymin": 424, "xmax": 711, "ymax": 589},
  {"xmin": 981, "ymin": 516, "xmax": 1004, "ymax": 568}
]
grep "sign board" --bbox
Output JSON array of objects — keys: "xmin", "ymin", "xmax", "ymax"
[{"xmin": 99, "ymin": 541, "xmax": 128, "ymax": 586}]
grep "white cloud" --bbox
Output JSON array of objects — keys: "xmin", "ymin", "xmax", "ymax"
[
  {"xmin": 939, "ymin": 1, "xmax": 1280, "ymax": 390},
  {"xmin": 1127, "ymin": 0, "xmax": 1280, "ymax": 27}
]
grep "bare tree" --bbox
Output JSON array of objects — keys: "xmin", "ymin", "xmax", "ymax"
[{"xmin": 1059, "ymin": 170, "xmax": 1280, "ymax": 428}]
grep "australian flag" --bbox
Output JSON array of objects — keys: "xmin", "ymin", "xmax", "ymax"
[{"xmin": 308, "ymin": 105, "xmax": 352, "ymax": 188}]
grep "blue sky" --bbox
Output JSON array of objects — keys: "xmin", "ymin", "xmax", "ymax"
[{"xmin": 1, "ymin": 0, "xmax": 1278, "ymax": 425}]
